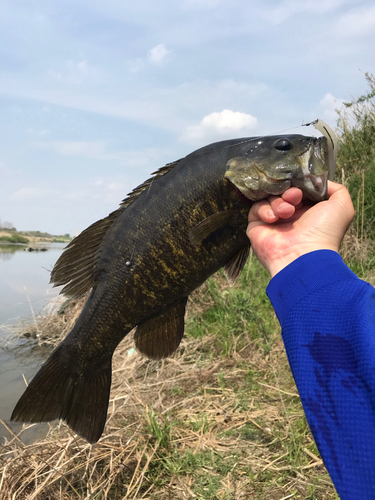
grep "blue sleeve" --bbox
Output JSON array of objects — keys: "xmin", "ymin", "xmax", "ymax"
[{"xmin": 267, "ymin": 250, "xmax": 375, "ymax": 500}]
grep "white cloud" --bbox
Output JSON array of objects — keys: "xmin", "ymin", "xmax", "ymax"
[
  {"xmin": 26, "ymin": 128, "xmax": 52, "ymax": 137},
  {"xmin": 11, "ymin": 188, "xmax": 45, "ymax": 200},
  {"xmin": 319, "ymin": 93, "xmax": 344, "ymax": 122},
  {"xmin": 2, "ymin": 0, "xmax": 375, "ymax": 236},
  {"xmin": 333, "ymin": 5, "xmax": 375, "ymax": 37},
  {"xmin": 74, "ymin": 60, "xmax": 89, "ymax": 76},
  {"xmin": 148, "ymin": 44, "xmax": 170, "ymax": 65},
  {"xmin": 39, "ymin": 130, "xmax": 52, "ymax": 137},
  {"xmin": 108, "ymin": 182, "xmax": 127, "ymax": 192},
  {"xmin": 32, "ymin": 140, "xmax": 106, "ymax": 157},
  {"xmin": 30, "ymin": 140, "xmax": 170, "ymax": 170},
  {"xmin": 63, "ymin": 191, "xmax": 87, "ymax": 200},
  {"xmin": 183, "ymin": 0, "xmax": 223, "ymax": 8},
  {"xmin": 102, "ymin": 149, "xmax": 166, "ymax": 166},
  {"xmin": 128, "ymin": 44, "xmax": 170, "ymax": 73},
  {"xmin": 183, "ymin": 109, "xmax": 258, "ymax": 145},
  {"xmin": 265, "ymin": 0, "xmax": 344, "ymax": 25},
  {"xmin": 47, "ymin": 60, "xmax": 94, "ymax": 84}
]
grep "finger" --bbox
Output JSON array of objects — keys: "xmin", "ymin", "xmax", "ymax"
[
  {"xmin": 295, "ymin": 201, "xmax": 304, "ymax": 210},
  {"xmin": 326, "ymin": 180, "xmax": 346, "ymax": 197},
  {"xmin": 327, "ymin": 181, "xmax": 355, "ymax": 223},
  {"xmin": 281, "ymin": 187, "xmax": 303, "ymax": 206},
  {"xmin": 327, "ymin": 181, "xmax": 352, "ymax": 205},
  {"xmin": 248, "ymin": 199, "xmax": 279, "ymax": 224},
  {"xmin": 268, "ymin": 196, "xmax": 296, "ymax": 220}
]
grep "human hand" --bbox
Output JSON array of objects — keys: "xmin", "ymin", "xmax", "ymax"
[{"xmin": 246, "ymin": 181, "xmax": 355, "ymax": 277}]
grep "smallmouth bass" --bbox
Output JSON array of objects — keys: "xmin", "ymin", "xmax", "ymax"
[{"xmin": 12, "ymin": 133, "xmax": 333, "ymax": 443}]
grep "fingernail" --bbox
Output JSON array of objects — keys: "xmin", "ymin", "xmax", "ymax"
[{"xmin": 267, "ymin": 210, "xmax": 276, "ymax": 218}]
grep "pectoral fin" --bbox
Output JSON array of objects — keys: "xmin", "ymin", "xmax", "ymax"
[
  {"xmin": 224, "ymin": 245, "xmax": 250, "ymax": 286},
  {"xmin": 134, "ymin": 298, "xmax": 188, "ymax": 360},
  {"xmin": 189, "ymin": 210, "xmax": 239, "ymax": 246}
]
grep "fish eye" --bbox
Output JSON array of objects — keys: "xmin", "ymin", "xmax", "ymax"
[{"xmin": 274, "ymin": 138, "xmax": 294, "ymax": 151}]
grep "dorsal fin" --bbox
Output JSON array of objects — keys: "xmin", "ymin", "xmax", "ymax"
[
  {"xmin": 119, "ymin": 159, "xmax": 182, "ymax": 208},
  {"xmin": 51, "ymin": 158, "xmax": 183, "ymax": 298},
  {"xmin": 50, "ymin": 207, "xmax": 124, "ymax": 298}
]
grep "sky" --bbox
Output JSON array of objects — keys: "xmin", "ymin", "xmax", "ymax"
[{"xmin": 1, "ymin": 0, "xmax": 374, "ymax": 236}]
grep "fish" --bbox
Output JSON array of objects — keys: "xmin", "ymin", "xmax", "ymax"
[{"xmin": 11, "ymin": 133, "xmax": 332, "ymax": 443}]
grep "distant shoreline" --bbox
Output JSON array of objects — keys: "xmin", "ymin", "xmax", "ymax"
[{"xmin": 0, "ymin": 229, "xmax": 72, "ymax": 246}]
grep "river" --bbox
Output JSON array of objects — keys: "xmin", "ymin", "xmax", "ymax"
[{"xmin": 0, "ymin": 242, "xmax": 66, "ymax": 444}]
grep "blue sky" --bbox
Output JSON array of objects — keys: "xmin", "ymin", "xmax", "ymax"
[{"xmin": 1, "ymin": 0, "xmax": 374, "ymax": 235}]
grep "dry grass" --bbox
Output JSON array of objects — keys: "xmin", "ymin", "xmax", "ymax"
[
  {"xmin": 0, "ymin": 289, "xmax": 337, "ymax": 500},
  {"xmin": 2, "ymin": 77, "xmax": 374, "ymax": 499}
]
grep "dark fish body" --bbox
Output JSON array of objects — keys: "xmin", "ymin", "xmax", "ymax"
[
  {"xmin": 80, "ymin": 139, "xmax": 250, "ymax": 340},
  {"xmin": 12, "ymin": 135, "xmax": 330, "ymax": 443}
]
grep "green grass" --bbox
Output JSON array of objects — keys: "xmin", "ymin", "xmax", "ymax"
[
  {"xmin": 2, "ymin": 77, "xmax": 374, "ymax": 500},
  {"xmin": 1, "ymin": 228, "xmax": 72, "ymax": 243},
  {"xmin": 187, "ymin": 254, "xmax": 276, "ymax": 356},
  {"xmin": 23, "ymin": 230, "xmax": 70, "ymax": 239},
  {"xmin": 144, "ymin": 405, "xmax": 172, "ymax": 449},
  {"xmin": 115, "ymin": 255, "xmax": 334, "ymax": 498},
  {"xmin": 52, "ymin": 237, "xmax": 71, "ymax": 242},
  {"xmin": 0, "ymin": 234, "xmax": 29, "ymax": 244},
  {"xmin": 337, "ymin": 72, "xmax": 375, "ymax": 242}
]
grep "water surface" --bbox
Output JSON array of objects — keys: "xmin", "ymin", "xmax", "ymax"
[
  {"xmin": 0, "ymin": 243, "xmax": 65, "ymax": 326},
  {"xmin": 0, "ymin": 242, "xmax": 66, "ymax": 443}
]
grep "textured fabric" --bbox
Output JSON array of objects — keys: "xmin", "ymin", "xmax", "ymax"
[{"xmin": 267, "ymin": 250, "xmax": 375, "ymax": 500}]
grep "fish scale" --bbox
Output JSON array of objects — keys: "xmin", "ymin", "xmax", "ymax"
[{"xmin": 11, "ymin": 133, "xmax": 333, "ymax": 443}]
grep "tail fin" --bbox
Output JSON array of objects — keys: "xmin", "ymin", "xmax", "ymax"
[{"xmin": 11, "ymin": 344, "xmax": 112, "ymax": 443}]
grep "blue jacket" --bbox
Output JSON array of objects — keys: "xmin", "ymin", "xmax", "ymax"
[{"xmin": 267, "ymin": 250, "xmax": 375, "ymax": 499}]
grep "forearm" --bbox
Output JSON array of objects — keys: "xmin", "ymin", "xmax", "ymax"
[{"xmin": 267, "ymin": 250, "xmax": 375, "ymax": 499}]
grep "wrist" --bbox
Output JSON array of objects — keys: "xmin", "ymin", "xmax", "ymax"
[{"xmin": 267, "ymin": 245, "xmax": 340, "ymax": 277}]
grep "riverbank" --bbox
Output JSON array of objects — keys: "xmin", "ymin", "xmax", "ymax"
[
  {"xmin": 1, "ymin": 76, "xmax": 373, "ymax": 499},
  {"xmin": 0, "ymin": 259, "xmax": 339, "ymax": 499},
  {"xmin": 0, "ymin": 229, "xmax": 72, "ymax": 245}
]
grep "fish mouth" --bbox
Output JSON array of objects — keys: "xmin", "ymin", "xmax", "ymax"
[
  {"xmin": 291, "ymin": 137, "xmax": 329, "ymax": 201},
  {"xmin": 256, "ymin": 166, "xmax": 327, "ymax": 201},
  {"xmin": 301, "ymin": 173, "xmax": 327, "ymax": 198}
]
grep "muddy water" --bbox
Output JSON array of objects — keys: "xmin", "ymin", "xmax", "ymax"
[{"xmin": 0, "ymin": 243, "xmax": 65, "ymax": 443}]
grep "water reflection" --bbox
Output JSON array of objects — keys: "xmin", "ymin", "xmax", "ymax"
[
  {"xmin": 0, "ymin": 245, "xmax": 25, "ymax": 259},
  {"xmin": 0, "ymin": 242, "xmax": 65, "ymax": 443},
  {"xmin": 0, "ymin": 336, "xmax": 52, "ymax": 444},
  {"xmin": 0, "ymin": 243, "xmax": 61, "ymax": 260},
  {"xmin": 0, "ymin": 242, "xmax": 65, "ymax": 326}
]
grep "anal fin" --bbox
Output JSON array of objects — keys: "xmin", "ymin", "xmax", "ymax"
[
  {"xmin": 134, "ymin": 298, "xmax": 188, "ymax": 360},
  {"xmin": 224, "ymin": 245, "xmax": 250, "ymax": 286}
]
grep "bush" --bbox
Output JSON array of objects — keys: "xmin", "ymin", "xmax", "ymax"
[
  {"xmin": 0, "ymin": 234, "xmax": 29, "ymax": 244},
  {"xmin": 336, "ymin": 73, "xmax": 375, "ymax": 240}
]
